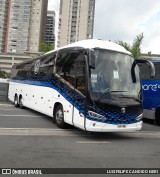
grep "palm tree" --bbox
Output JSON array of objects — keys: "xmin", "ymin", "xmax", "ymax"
[{"xmin": 116, "ymin": 33, "xmax": 144, "ymax": 59}]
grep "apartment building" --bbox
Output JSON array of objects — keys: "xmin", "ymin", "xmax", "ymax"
[
  {"xmin": 0, "ymin": 0, "xmax": 9, "ymax": 53},
  {"xmin": 45, "ymin": 11, "xmax": 55, "ymax": 45},
  {"xmin": 0, "ymin": 0, "xmax": 48, "ymax": 54},
  {"xmin": 58, "ymin": 0, "xmax": 95, "ymax": 47},
  {"xmin": 28, "ymin": 0, "xmax": 48, "ymax": 53}
]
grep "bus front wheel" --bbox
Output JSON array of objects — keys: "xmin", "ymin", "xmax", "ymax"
[
  {"xmin": 155, "ymin": 109, "xmax": 160, "ymax": 125},
  {"xmin": 55, "ymin": 105, "xmax": 66, "ymax": 129}
]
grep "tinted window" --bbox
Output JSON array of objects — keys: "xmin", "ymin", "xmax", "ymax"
[
  {"xmin": 138, "ymin": 63, "xmax": 151, "ymax": 80},
  {"xmin": 56, "ymin": 50, "xmax": 87, "ymax": 95},
  {"xmin": 154, "ymin": 63, "xmax": 160, "ymax": 80},
  {"xmin": 75, "ymin": 56, "xmax": 86, "ymax": 95},
  {"xmin": 56, "ymin": 51, "xmax": 79, "ymax": 87},
  {"xmin": 139, "ymin": 62, "xmax": 160, "ymax": 80},
  {"xmin": 16, "ymin": 61, "xmax": 33, "ymax": 77},
  {"xmin": 30, "ymin": 52, "xmax": 56, "ymax": 77}
]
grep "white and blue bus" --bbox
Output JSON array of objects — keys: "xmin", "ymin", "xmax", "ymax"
[
  {"xmin": 8, "ymin": 39, "xmax": 155, "ymax": 132},
  {"xmin": 139, "ymin": 60, "xmax": 160, "ymax": 124}
]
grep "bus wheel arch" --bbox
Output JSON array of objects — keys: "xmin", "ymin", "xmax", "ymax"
[
  {"xmin": 19, "ymin": 95, "xmax": 24, "ymax": 109},
  {"xmin": 155, "ymin": 107, "xmax": 160, "ymax": 125},
  {"xmin": 53, "ymin": 103, "xmax": 66, "ymax": 128},
  {"xmin": 14, "ymin": 94, "xmax": 19, "ymax": 107}
]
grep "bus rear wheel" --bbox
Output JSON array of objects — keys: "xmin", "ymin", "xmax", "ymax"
[
  {"xmin": 14, "ymin": 95, "xmax": 19, "ymax": 107},
  {"xmin": 19, "ymin": 97, "xmax": 24, "ymax": 109},
  {"xmin": 55, "ymin": 105, "xmax": 66, "ymax": 129}
]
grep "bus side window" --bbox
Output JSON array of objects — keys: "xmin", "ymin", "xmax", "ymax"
[
  {"xmin": 56, "ymin": 50, "xmax": 86, "ymax": 95},
  {"xmin": 56, "ymin": 51, "xmax": 78, "ymax": 87},
  {"xmin": 29, "ymin": 60, "xmax": 40, "ymax": 76},
  {"xmin": 16, "ymin": 61, "xmax": 32, "ymax": 78},
  {"xmin": 139, "ymin": 62, "xmax": 158, "ymax": 81},
  {"xmin": 30, "ymin": 52, "xmax": 56, "ymax": 77},
  {"xmin": 75, "ymin": 54, "xmax": 86, "ymax": 95},
  {"xmin": 39, "ymin": 53, "xmax": 56, "ymax": 76},
  {"xmin": 139, "ymin": 63, "xmax": 151, "ymax": 80},
  {"xmin": 154, "ymin": 63, "xmax": 160, "ymax": 80}
]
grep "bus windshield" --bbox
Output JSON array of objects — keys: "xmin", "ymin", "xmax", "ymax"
[{"xmin": 90, "ymin": 49, "xmax": 141, "ymax": 102}]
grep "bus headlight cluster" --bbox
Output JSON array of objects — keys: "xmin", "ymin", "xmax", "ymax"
[
  {"xmin": 88, "ymin": 111, "xmax": 107, "ymax": 120},
  {"xmin": 135, "ymin": 114, "xmax": 143, "ymax": 121}
]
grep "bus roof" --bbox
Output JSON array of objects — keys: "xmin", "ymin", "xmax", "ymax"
[{"xmin": 46, "ymin": 39, "xmax": 131, "ymax": 55}]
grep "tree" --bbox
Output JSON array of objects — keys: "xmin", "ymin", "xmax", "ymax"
[
  {"xmin": 0, "ymin": 70, "xmax": 9, "ymax": 79},
  {"xmin": 39, "ymin": 42, "xmax": 54, "ymax": 53},
  {"xmin": 116, "ymin": 33, "xmax": 144, "ymax": 58}
]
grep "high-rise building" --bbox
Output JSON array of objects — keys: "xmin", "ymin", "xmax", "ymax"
[
  {"xmin": 0, "ymin": 0, "xmax": 48, "ymax": 54},
  {"xmin": 0, "ymin": 0, "xmax": 9, "ymax": 53},
  {"xmin": 6, "ymin": 0, "xmax": 32, "ymax": 53},
  {"xmin": 58, "ymin": 0, "xmax": 95, "ymax": 48},
  {"xmin": 28, "ymin": 0, "xmax": 48, "ymax": 53},
  {"xmin": 45, "ymin": 11, "xmax": 55, "ymax": 46}
]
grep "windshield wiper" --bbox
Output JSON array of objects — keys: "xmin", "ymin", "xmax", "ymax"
[
  {"xmin": 97, "ymin": 89, "xmax": 127, "ymax": 102},
  {"xmin": 103, "ymin": 88, "xmax": 127, "ymax": 93},
  {"xmin": 108, "ymin": 91, "xmax": 127, "ymax": 93},
  {"xmin": 117, "ymin": 96, "xmax": 142, "ymax": 103}
]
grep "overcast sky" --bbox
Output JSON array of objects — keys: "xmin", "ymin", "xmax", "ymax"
[{"xmin": 48, "ymin": 0, "xmax": 160, "ymax": 54}]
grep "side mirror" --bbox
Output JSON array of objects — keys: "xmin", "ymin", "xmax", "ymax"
[
  {"xmin": 88, "ymin": 49, "xmax": 96, "ymax": 69},
  {"xmin": 146, "ymin": 60, "xmax": 155, "ymax": 78},
  {"xmin": 131, "ymin": 59, "xmax": 155, "ymax": 83}
]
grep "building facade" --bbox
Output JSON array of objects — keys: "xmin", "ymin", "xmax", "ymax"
[
  {"xmin": 28, "ymin": 0, "xmax": 48, "ymax": 53},
  {"xmin": 45, "ymin": 11, "xmax": 55, "ymax": 45},
  {"xmin": 0, "ymin": 52, "xmax": 43, "ymax": 73},
  {"xmin": 0, "ymin": 0, "xmax": 48, "ymax": 54},
  {"xmin": 0, "ymin": 53, "xmax": 31, "ymax": 73},
  {"xmin": 0, "ymin": 0, "xmax": 9, "ymax": 53},
  {"xmin": 58, "ymin": 0, "xmax": 95, "ymax": 47}
]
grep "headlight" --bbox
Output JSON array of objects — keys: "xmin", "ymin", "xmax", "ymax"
[
  {"xmin": 88, "ymin": 111, "xmax": 107, "ymax": 120},
  {"xmin": 135, "ymin": 114, "xmax": 143, "ymax": 121}
]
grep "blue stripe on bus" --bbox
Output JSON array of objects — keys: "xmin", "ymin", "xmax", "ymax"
[{"xmin": 10, "ymin": 78, "xmax": 141, "ymax": 125}]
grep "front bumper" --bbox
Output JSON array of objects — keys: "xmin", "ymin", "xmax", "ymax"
[{"xmin": 86, "ymin": 120, "xmax": 143, "ymax": 132}]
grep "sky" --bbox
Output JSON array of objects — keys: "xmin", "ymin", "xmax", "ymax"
[{"xmin": 48, "ymin": 0, "xmax": 160, "ymax": 54}]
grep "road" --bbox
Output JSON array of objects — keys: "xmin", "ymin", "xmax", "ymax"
[{"xmin": 0, "ymin": 102, "xmax": 160, "ymax": 177}]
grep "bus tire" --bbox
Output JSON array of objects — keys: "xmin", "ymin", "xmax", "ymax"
[
  {"xmin": 14, "ymin": 95, "xmax": 19, "ymax": 107},
  {"xmin": 155, "ymin": 109, "xmax": 160, "ymax": 125},
  {"xmin": 55, "ymin": 105, "xmax": 66, "ymax": 129},
  {"xmin": 19, "ymin": 97, "xmax": 24, "ymax": 109}
]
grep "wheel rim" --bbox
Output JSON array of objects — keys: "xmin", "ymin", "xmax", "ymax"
[
  {"xmin": 56, "ymin": 109, "xmax": 63, "ymax": 124},
  {"xmin": 20, "ymin": 99, "xmax": 23, "ymax": 107},
  {"xmin": 15, "ymin": 97, "xmax": 18, "ymax": 105}
]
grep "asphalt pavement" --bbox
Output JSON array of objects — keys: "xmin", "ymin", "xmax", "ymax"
[{"xmin": 0, "ymin": 102, "xmax": 160, "ymax": 177}]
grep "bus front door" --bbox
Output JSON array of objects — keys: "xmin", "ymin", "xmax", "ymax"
[{"xmin": 72, "ymin": 94, "xmax": 86, "ymax": 130}]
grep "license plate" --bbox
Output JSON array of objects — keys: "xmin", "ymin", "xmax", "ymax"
[{"xmin": 117, "ymin": 124, "xmax": 126, "ymax": 128}]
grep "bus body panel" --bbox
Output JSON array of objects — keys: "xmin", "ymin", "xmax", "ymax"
[
  {"xmin": 143, "ymin": 109, "xmax": 155, "ymax": 120},
  {"xmin": 142, "ymin": 80, "xmax": 160, "ymax": 120},
  {"xmin": 8, "ymin": 80, "xmax": 85, "ymax": 127},
  {"xmin": 9, "ymin": 81, "xmax": 67, "ymax": 118},
  {"xmin": 142, "ymin": 80, "xmax": 160, "ymax": 109},
  {"xmin": 139, "ymin": 60, "xmax": 160, "ymax": 121}
]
